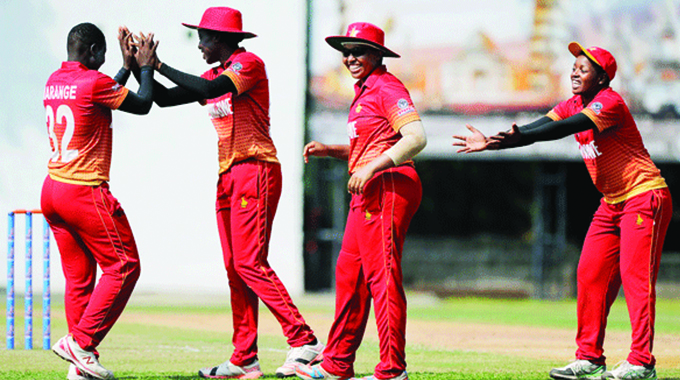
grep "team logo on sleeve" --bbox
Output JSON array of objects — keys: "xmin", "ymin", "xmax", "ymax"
[
  {"xmin": 589, "ymin": 102, "xmax": 603, "ymax": 114},
  {"xmin": 230, "ymin": 62, "xmax": 243, "ymax": 74},
  {"xmin": 396, "ymin": 98, "xmax": 415, "ymax": 116},
  {"xmin": 112, "ymin": 83, "xmax": 122, "ymax": 92}
]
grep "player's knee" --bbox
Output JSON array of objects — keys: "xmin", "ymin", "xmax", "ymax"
[
  {"xmin": 123, "ymin": 260, "xmax": 141, "ymax": 284},
  {"xmin": 234, "ymin": 260, "xmax": 269, "ymax": 280}
]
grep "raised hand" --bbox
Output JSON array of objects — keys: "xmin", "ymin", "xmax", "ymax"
[
  {"xmin": 134, "ymin": 32, "xmax": 159, "ymax": 69},
  {"xmin": 452, "ymin": 124, "xmax": 497, "ymax": 153},
  {"xmin": 117, "ymin": 26, "xmax": 136, "ymax": 69},
  {"xmin": 302, "ymin": 141, "xmax": 328, "ymax": 163}
]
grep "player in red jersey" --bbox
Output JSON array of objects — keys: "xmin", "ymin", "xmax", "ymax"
[
  {"xmin": 453, "ymin": 43, "xmax": 672, "ymax": 380},
  {"xmin": 296, "ymin": 22, "xmax": 427, "ymax": 380},
  {"xmin": 123, "ymin": 7, "xmax": 323, "ymax": 379},
  {"xmin": 43, "ymin": 22, "xmax": 157, "ymax": 380}
]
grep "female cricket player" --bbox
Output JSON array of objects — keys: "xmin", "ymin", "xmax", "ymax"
[
  {"xmin": 123, "ymin": 7, "xmax": 323, "ymax": 379},
  {"xmin": 44, "ymin": 23, "xmax": 157, "ymax": 380},
  {"xmin": 296, "ymin": 22, "xmax": 427, "ymax": 380},
  {"xmin": 453, "ymin": 42, "xmax": 672, "ymax": 380}
]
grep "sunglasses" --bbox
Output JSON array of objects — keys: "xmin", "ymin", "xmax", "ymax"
[{"xmin": 342, "ymin": 47, "xmax": 369, "ymax": 57}]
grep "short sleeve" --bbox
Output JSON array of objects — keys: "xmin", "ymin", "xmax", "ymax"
[
  {"xmin": 91, "ymin": 73, "xmax": 129, "ymax": 110},
  {"xmin": 581, "ymin": 92, "xmax": 624, "ymax": 132},
  {"xmin": 222, "ymin": 53, "xmax": 265, "ymax": 96},
  {"xmin": 379, "ymin": 82, "xmax": 421, "ymax": 132},
  {"xmin": 547, "ymin": 99, "xmax": 572, "ymax": 121}
]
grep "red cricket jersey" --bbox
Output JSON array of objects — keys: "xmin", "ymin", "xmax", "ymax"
[
  {"xmin": 44, "ymin": 61, "xmax": 129, "ymax": 185},
  {"xmin": 346, "ymin": 66, "xmax": 421, "ymax": 174},
  {"xmin": 547, "ymin": 87, "xmax": 667, "ymax": 203},
  {"xmin": 201, "ymin": 48, "xmax": 279, "ymax": 174}
]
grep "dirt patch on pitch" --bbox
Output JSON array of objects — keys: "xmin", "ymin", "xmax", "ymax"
[{"xmin": 121, "ymin": 293, "xmax": 680, "ymax": 368}]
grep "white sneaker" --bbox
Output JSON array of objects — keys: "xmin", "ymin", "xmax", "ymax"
[
  {"xmin": 198, "ymin": 360, "xmax": 263, "ymax": 379},
  {"xmin": 602, "ymin": 361, "xmax": 657, "ymax": 380},
  {"xmin": 68, "ymin": 364, "xmax": 97, "ymax": 380},
  {"xmin": 52, "ymin": 335, "xmax": 114, "ymax": 380},
  {"xmin": 276, "ymin": 340, "xmax": 325, "ymax": 378},
  {"xmin": 549, "ymin": 360, "xmax": 605, "ymax": 379}
]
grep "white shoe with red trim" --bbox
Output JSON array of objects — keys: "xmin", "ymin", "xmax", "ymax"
[
  {"xmin": 52, "ymin": 335, "xmax": 114, "ymax": 380},
  {"xmin": 276, "ymin": 340, "xmax": 325, "ymax": 378}
]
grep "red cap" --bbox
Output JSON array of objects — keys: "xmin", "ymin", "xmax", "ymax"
[
  {"xmin": 568, "ymin": 42, "xmax": 617, "ymax": 81},
  {"xmin": 326, "ymin": 22, "xmax": 400, "ymax": 58},
  {"xmin": 182, "ymin": 7, "xmax": 256, "ymax": 39}
]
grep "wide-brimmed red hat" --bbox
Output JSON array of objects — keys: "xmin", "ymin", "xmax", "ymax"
[
  {"xmin": 326, "ymin": 22, "xmax": 400, "ymax": 58},
  {"xmin": 182, "ymin": 7, "xmax": 256, "ymax": 39},
  {"xmin": 568, "ymin": 42, "xmax": 617, "ymax": 81}
]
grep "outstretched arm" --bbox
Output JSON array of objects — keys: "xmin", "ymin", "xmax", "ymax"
[
  {"xmin": 151, "ymin": 79, "xmax": 204, "ymax": 107},
  {"xmin": 452, "ymin": 124, "xmax": 500, "ymax": 153},
  {"xmin": 156, "ymin": 58, "xmax": 237, "ymax": 99},
  {"xmin": 453, "ymin": 114, "xmax": 596, "ymax": 152},
  {"xmin": 130, "ymin": 68, "xmax": 202, "ymax": 107},
  {"xmin": 126, "ymin": 32, "xmax": 207, "ymax": 107},
  {"xmin": 491, "ymin": 114, "xmax": 596, "ymax": 148}
]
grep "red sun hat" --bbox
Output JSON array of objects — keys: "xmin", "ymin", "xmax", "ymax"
[
  {"xmin": 182, "ymin": 7, "xmax": 256, "ymax": 39},
  {"xmin": 568, "ymin": 42, "xmax": 617, "ymax": 81},
  {"xmin": 326, "ymin": 22, "xmax": 400, "ymax": 58}
]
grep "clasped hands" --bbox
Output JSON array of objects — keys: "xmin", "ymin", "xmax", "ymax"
[{"xmin": 117, "ymin": 26, "xmax": 161, "ymax": 71}]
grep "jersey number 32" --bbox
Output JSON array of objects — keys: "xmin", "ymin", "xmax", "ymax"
[{"xmin": 46, "ymin": 104, "xmax": 78, "ymax": 163}]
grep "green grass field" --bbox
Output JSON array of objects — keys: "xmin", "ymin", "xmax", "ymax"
[{"xmin": 2, "ymin": 292, "xmax": 680, "ymax": 379}]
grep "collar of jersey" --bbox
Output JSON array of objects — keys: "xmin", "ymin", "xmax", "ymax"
[
  {"xmin": 354, "ymin": 64, "xmax": 387, "ymax": 91},
  {"xmin": 223, "ymin": 47, "xmax": 247, "ymax": 69},
  {"xmin": 62, "ymin": 61, "xmax": 89, "ymax": 71}
]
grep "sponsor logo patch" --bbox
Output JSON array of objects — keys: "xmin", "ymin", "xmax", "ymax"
[
  {"xmin": 590, "ymin": 102, "xmax": 603, "ymax": 114},
  {"xmin": 230, "ymin": 62, "xmax": 243, "ymax": 74},
  {"xmin": 396, "ymin": 98, "xmax": 415, "ymax": 117}
]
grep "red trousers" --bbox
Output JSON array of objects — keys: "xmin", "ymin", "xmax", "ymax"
[
  {"xmin": 575, "ymin": 187, "xmax": 672, "ymax": 366},
  {"xmin": 216, "ymin": 160, "xmax": 316, "ymax": 366},
  {"xmin": 321, "ymin": 166, "xmax": 422, "ymax": 379},
  {"xmin": 41, "ymin": 176, "xmax": 140, "ymax": 351}
]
